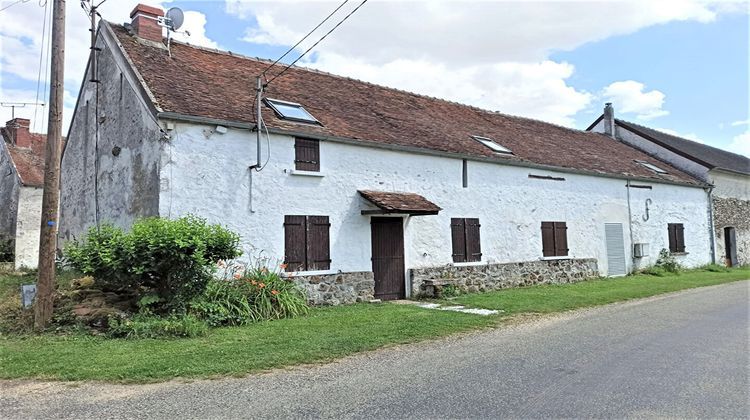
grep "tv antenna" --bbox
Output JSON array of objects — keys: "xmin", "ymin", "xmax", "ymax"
[
  {"xmin": 1, "ymin": 102, "xmax": 44, "ymax": 120},
  {"xmin": 161, "ymin": 7, "xmax": 190, "ymax": 56}
]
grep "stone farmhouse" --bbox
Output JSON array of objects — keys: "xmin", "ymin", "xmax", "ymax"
[
  {"xmin": 0, "ymin": 118, "xmax": 46, "ymax": 269},
  {"xmin": 60, "ymin": 5, "xmax": 715, "ymax": 304},
  {"xmin": 588, "ymin": 105, "xmax": 749, "ymax": 267}
]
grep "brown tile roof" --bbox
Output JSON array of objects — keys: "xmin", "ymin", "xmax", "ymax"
[
  {"xmin": 359, "ymin": 190, "xmax": 442, "ymax": 215},
  {"xmin": 110, "ymin": 23, "xmax": 703, "ymax": 186},
  {"xmin": 1, "ymin": 130, "xmax": 46, "ymax": 188},
  {"xmin": 614, "ymin": 119, "xmax": 749, "ymax": 175}
]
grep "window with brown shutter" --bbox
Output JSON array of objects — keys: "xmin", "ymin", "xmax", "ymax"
[
  {"xmin": 541, "ymin": 221, "xmax": 568, "ymax": 257},
  {"xmin": 451, "ymin": 218, "xmax": 481, "ymax": 262},
  {"xmin": 668, "ymin": 223, "xmax": 685, "ymax": 253},
  {"xmin": 294, "ymin": 138, "xmax": 320, "ymax": 171},
  {"xmin": 284, "ymin": 215, "xmax": 331, "ymax": 271}
]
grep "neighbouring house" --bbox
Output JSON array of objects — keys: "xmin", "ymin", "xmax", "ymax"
[
  {"xmin": 0, "ymin": 118, "xmax": 46, "ymax": 269},
  {"xmin": 588, "ymin": 104, "xmax": 750, "ymax": 267},
  {"xmin": 60, "ymin": 5, "xmax": 713, "ymax": 304}
]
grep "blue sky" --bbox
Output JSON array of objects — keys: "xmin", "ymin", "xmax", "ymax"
[{"xmin": 1, "ymin": 1, "xmax": 748, "ymax": 156}]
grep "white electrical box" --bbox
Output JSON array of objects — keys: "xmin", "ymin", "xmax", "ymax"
[{"xmin": 634, "ymin": 243, "xmax": 649, "ymax": 258}]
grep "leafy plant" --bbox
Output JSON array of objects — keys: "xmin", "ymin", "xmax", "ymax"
[
  {"xmin": 107, "ymin": 314, "xmax": 208, "ymax": 338},
  {"xmin": 699, "ymin": 263, "xmax": 730, "ymax": 273},
  {"xmin": 190, "ymin": 264, "xmax": 308, "ymax": 326},
  {"xmin": 654, "ymin": 248, "xmax": 680, "ymax": 273},
  {"xmin": 65, "ymin": 216, "xmax": 241, "ymax": 313},
  {"xmin": 0, "ymin": 238, "xmax": 13, "ymax": 262},
  {"xmin": 440, "ymin": 283, "xmax": 462, "ymax": 298}
]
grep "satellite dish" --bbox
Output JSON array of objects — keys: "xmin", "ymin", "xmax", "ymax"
[{"xmin": 165, "ymin": 7, "xmax": 184, "ymax": 31}]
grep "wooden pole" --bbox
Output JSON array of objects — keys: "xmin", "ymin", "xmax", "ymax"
[{"xmin": 35, "ymin": 0, "xmax": 66, "ymax": 329}]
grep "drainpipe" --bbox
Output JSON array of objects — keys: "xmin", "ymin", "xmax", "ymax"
[
  {"xmin": 626, "ymin": 179, "xmax": 636, "ymax": 272},
  {"xmin": 706, "ymin": 186, "xmax": 716, "ymax": 264}
]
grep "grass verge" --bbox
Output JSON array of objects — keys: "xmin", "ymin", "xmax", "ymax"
[
  {"xmin": 449, "ymin": 267, "xmax": 749, "ymax": 314},
  {"xmin": 0, "ymin": 267, "xmax": 747, "ymax": 382}
]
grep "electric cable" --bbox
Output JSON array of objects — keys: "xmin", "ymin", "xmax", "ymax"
[
  {"xmin": 265, "ymin": 0, "xmax": 368, "ymax": 87},
  {"xmin": 261, "ymin": 0, "xmax": 350, "ymax": 80},
  {"xmin": 32, "ymin": 0, "xmax": 49, "ymax": 131}
]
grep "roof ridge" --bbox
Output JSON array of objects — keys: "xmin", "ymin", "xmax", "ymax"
[{"xmin": 113, "ymin": 22, "xmax": 595, "ymax": 137}]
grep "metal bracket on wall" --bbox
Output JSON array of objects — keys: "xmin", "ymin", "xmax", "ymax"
[{"xmin": 643, "ymin": 198, "xmax": 652, "ymax": 221}]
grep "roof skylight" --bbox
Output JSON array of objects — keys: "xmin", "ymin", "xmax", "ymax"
[
  {"xmin": 635, "ymin": 160, "xmax": 668, "ymax": 174},
  {"xmin": 471, "ymin": 135, "xmax": 512, "ymax": 154},
  {"xmin": 265, "ymin": 98, "xmax": 319, "ymax": 124}
]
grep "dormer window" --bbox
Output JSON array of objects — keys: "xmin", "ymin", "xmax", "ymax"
[
  {"xmin": 635, "ymin": 160, "xmax": 667, "ymax": 174},
  {"xmin": 471, "ymin": 135, "xmax": 512, "ymax": 154},
  {"xmin": 265, "ymin": 98, "xmax": 320, "ymax": 124}
]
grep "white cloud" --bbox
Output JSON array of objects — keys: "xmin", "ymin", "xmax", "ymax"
[
  {"xmin": 602, "ymin": 81, "xmax": 668, "ymax": 120},
  {"xmin": 0, "ymin": 1, "xmax": 217, "ymax": 133},
  {"xmin": 226, "ymin": 0, "xmax": 730, "ymax": 126},
  {"xmin": 730, "ymin": 119, "xmax": 749, "ymax": 127},
  {"xmin": 728, "ymin": 132, "xmax": 750, "ymax": 157}
]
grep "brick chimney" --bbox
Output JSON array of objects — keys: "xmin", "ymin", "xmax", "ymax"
[
  {"xmin": 130, "ymin": 4, "xmax": 164, "ymax": 43},
  {"xmin": 4, "ymin": 118, "xmax": 33, "ymax": 148},
  {"xmin": 603, "ymin": 102, "xmax": 616, "ymax": 139}
]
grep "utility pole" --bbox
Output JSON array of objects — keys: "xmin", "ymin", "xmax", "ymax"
[{"xmin": 35, "ymin": 0, "xmax": 66, "ymax": 329}]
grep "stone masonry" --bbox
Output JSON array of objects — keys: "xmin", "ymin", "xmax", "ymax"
[
  {"xmin": 411, "ymin": 258, "xmax": 599, "ymax": 298},
  {"xmin": 713, "ymin": 197, "xmax": 750, "ymax": 266},
  {"xmin": 292, "ymin": 271, "xmax": 375, "ymax": 306}
]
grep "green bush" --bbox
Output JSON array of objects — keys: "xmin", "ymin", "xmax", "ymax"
[
  {"xmin": 107, "ymin": 314, "xmax": 208, "ymax": 338},
  {"xmin": 699, "ymin": 263, "xmax": 730, "ymax": 273},
  {"xmin": 190, "ymin": 265, "xmax": 309, "ymax": 326},
  {"xmin": 0, "ymin": 238, "xmax": 14, "ymax": 262},
  {"xmin": 65, "ymin": 216, "xmax": 241, "ymax": 313},
  {"xmin": 654, "ymin": 248, "xmax": 680, "ymax": 273}
]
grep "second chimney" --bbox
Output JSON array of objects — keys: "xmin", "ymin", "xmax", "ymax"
[
  {"xmin": 603, "ymin": 102, "xmax": 616, "ymax": 139},
  {"xmin": 5, "ymin": 118, "xmax": 33, "ymax": 148},
  {"xmin": 130, "ymin": 4, "xmax": 164, "ymax": 43}
]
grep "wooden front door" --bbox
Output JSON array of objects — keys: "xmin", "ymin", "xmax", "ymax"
[
  {"xmin": 371, "ymin": 217, "xmax": 405, "ymax": 300},
  {"xmin": 724, "ymin": 227, "xmax": 738, "ymax": 267}
]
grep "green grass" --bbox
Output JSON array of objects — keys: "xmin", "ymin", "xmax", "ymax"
[
  {"xmin": 0, "ymin": 267, "xmax": 747, "ymax": 382},
  {"xmin": 0, "ymin": 303, "xmax": 494, "ymax": 382},
  {"xmin": 449, "ymin": 267, "xmax": 750, "ymax": 314}
]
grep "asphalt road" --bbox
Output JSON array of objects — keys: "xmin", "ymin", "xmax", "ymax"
[{"xmin": 2, "ymin": 281, "xmax": 748, "ymax": 419}]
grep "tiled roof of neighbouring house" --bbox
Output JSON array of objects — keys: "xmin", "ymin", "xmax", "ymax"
[
  {"xmin": 612, "ymin": 119, "xmax": 749, "ymax": 175},
  {"xmin": 358, "ymin": 190, "xmax": 442, "ymax": 214},
  {"xmin": 109, "ymin": 23, "xmax": 703, "ymax": 186},
  {"xmin": 1, "ymin": 126, "xmax": 47, "ymax": 188}
]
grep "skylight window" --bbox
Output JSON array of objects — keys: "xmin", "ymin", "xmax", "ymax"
[
  {"xmin": 635, "ymin": 160, "xmax": 668, "ymax": 174},
  {"xmin": 265, "ymin": 98, "xmax": 320, "ymax": 124},
  {"xmin": 471, "ymin": 135, "xmax": 512, "ymax": 154}
]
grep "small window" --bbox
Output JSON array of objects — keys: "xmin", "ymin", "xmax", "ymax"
[
  {"xmin": 635, "ymin": 160, "xmax": 668, "ymax": 174},
  {"xmin": 294, "ymin": 138, "xmax": 320, "ymax": 171},
  {"xmin": 451, "ymin": 218, "xmax": 482, "ymax": 262},
  {"xmin": 284, "ymin": 215, "xmax": 331, "ymax": 272},
  {"xmin": 265, "ymin": 98, "xmax": 319, "ymax": 124},
  {"xmin": 471, "ymin": 135, "xmax": 512, "ymax": 154},
  {"xmin": 541, "ymin": 221, "xmax": 568, "ymax": 257},
  {"xmin": 668, "ymin": 223, "xmax": 685, "ymax": 253}
]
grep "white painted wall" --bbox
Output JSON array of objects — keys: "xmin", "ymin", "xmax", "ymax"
[
  {"xmin": 710, "ymin": 170, "xmax": 750, "ymax": 200},
  {"xmin": 159, "ymin": 121, "xmax": 712, "ymax": 280},
  {"xmin": 14, "ymin": 186, "xmax": 42, "ymax": 269}
]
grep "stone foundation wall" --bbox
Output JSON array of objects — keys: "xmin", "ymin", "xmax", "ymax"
[
  {"xmin": 410, "ymin": 258, "xmax": 599, "ymax": 297},
  {"xmin": 292, "ymin": 271, "xmax": 375, "ymax": 305},
  {"xmin": 713, "ymin": 197, "xmax": 750, "ymax": 266}
]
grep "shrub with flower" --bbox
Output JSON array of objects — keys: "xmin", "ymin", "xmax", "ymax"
[{"xmin": 189, "ymin": 261, "xmax": 309, "ymax": 326}]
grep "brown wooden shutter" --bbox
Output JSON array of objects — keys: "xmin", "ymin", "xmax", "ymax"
[
  {"xmin": 675, "ymin": 224, "xmax": 685, "ymax": 252},
  {"xmin": 541, "ymin": 222, "xmax": 555, "ymax": 257},
  {"xmin": 306, "ymin": 216, "xmax": 331, "ymax": 270},
  {"xmin": 465, "ymin": 218, "xmax": 482, "ymax": 262},
  {"xmin": 295, "ymin": 138, "xmax": 320, "ymax": 171},
  {"xmin": 554, "ymin": 222, "xmax": 568, "ymax": 256},
  {"xmin": 668, "ymin": 224, "xmax": 677, "ymax": 253},
  {"xmin": 284, "ymin": 215, "xmax": 307, "ymax": 271},
  {"xmin": 451, "ymin": 218, "xmax": 466, "ymax": 262}
]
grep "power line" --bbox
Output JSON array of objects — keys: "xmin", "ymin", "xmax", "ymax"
[
  {"xmin": 265, "ymin": 0, "xmax": 369, "ymax": 87},
  {"xmin": 33, "ymin": 0, "xmax": 49, "ymax": 131},
  {"xmin": 0, "ymin": 0, "xmax": 30, "ymax": 13},
  {"xmin": 261, "ymin": 0, "xmax": 350, "ymax": 80}
]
